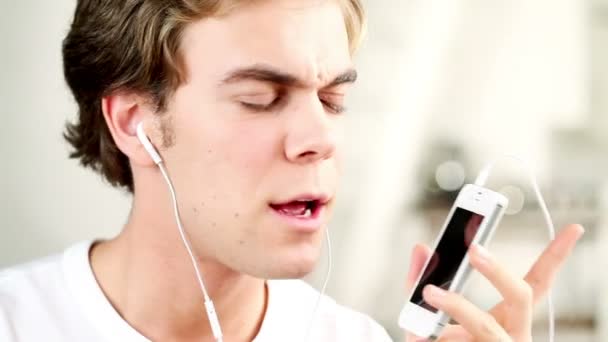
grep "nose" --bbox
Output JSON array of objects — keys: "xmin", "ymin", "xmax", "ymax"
[{"xmin": 283, "ymin": 96, "xmax": 337, "ymax": 164}]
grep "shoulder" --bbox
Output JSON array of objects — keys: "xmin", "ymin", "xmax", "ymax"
[
  {"xmin": 0, "ymin": 241, "xmax": 94, "ymax": 309},
  {"xmin": 0, "ymin": 252, "xmax": 65, "ymax": 297},
  {"xmin": 0, "ymin": 251, "xmax": 67, "ymax": 312},
  {"xmin": 0, "ymin": 252, "xmax": 67, "ymax": 341},
  {"xmin": 0, "ymin": 240, "xmax": 99, "ymax": 341},
  {"xmin": 0, "ymin": 242, "xmax": 94, "ymax": 338}
]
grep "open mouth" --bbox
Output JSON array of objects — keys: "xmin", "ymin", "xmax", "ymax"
[{"xmin": 269, "ymin": 198, "xmax": 324, "ymax": 219}]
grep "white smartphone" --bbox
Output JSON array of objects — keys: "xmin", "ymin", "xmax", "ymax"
[{"xmin": 398, "ymin": 184, "xmax": 508, "ymax": 339}]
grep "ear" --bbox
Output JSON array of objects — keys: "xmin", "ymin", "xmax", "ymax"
[{"xmin": 101, "ymin": 92, "xmax": 160, "ymax": 167}]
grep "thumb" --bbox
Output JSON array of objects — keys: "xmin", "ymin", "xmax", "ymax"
[
  {"xmin": 405, "ymin": 244, "xmax": 432, "ymax": 293},
  {"xmin": 405, "ymin": 244, "xmax": 433, "ymax": 342}
]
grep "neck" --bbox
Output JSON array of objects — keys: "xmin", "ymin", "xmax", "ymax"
[{"xmin": 90, "ymin": 194, "xmax": 268, "ymax": 341}]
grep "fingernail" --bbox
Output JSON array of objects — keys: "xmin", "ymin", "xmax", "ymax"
[
  {"xmin": 425, "ymin": 285, "xmax": 446, "ymax": 299},
  {"xmin": 473, "ymin": 244, "xmax": 491, "ymax": 261},
  {"xmin": 576, "ymin": 224, "xmax": 586, "ymax": 236}
]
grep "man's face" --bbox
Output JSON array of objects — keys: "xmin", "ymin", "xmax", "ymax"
[{"xmin": 160, "ymin": 0, "xmax": 355, "ymax": 278}]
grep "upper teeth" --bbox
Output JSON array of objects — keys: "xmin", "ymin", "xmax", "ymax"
[{"xmin": 301, "ymin": 208, "xmax": 312, "ymax": 218}]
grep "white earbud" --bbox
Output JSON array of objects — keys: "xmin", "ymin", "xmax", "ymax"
[{"xmin": 136, "ymin": 122, "xmax": 163, "ymax": 164}]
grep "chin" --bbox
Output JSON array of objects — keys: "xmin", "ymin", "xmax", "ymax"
[{"xmin": 266, "ymin": 243, "xmax": 322, "ymax": 279}]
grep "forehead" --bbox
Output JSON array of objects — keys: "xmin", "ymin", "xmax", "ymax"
[{"xmin": 180, "ymin": 0, "xmax": 352, "ymax": 87}]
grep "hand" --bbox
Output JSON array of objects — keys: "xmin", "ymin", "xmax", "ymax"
[{"xmin": 404, "ymin": 224, "xmax": 585, "ymax": 342}]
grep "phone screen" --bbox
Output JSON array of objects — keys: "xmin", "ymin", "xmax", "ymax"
[{"xmin": 411, "ymin": 207, "xmax": 484, "ymax": 313}]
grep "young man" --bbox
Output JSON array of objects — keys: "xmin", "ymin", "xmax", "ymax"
[{"xmin": 0, "ymin": 0, "xmax": 584, "ymax": 341}]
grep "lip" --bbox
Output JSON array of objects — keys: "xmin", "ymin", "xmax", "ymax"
[
  {"xmin": 269, "ymin": 193, "xmax": 331, "ymax": 233},
  {"xmin": 271, "ymin": 193, "xmax": 331, "ymax": 206}
]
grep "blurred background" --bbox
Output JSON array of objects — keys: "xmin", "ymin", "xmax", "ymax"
[{"xmin": 0, "ymin": 0, "xmax": 605, "ymax": 341}]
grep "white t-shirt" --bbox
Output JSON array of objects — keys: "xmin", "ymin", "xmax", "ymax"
[{"xmin": 0, "ymin": 241, "xmax": 392, "ymax": 341}]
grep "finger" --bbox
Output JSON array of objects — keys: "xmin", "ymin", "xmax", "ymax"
[
  {"xmin": 406, "ymin": 244, "xmax": 432, "ymax": 292},
  {"xmin": 423, "ymin": 285, "xmax": 508, "ymax": 341},
  {"xmin": 405, "ymin": 334, "xmax": 430, "ymax": 342},
  {"xmin": 469, "ymin": 244, "xmax": 533, "ymax": 334},
  {"xmin": 436, "ymin": 324, "xmax": 473, "ymax": 342},
  {"xmin": 523, "ymin": 224, "xmax": 584, "ymax": 304}
]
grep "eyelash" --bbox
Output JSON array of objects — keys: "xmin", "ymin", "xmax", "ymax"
[
  {"xmin": 240, "ymin": 95, "xmax": 346, "ymax": 114},
  {"xmin": 240, "ymin": 97, "xmax": 282, "ymax": 112},
  {"xmin": 320, "ymin": 99, "xmax": 346, "ymax": 114}
]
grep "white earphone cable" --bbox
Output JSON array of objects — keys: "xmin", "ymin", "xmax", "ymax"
[
  {"xmin": 474, "ymin": 155, "xmax": 556, "ymax": 342},
  {"xmin": 158, "ymin": 162, "xmax": 223, "ymax": 342},
  {"xmin": 303, "ymin": 228, "xmax": 333, "ymax": 342}
]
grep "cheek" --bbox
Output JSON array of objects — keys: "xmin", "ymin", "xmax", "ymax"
[
  {"xmin": 336, "ymin": 135, "xmax": 345, "ymax": 166},
  {"xmin": 209, "ymin": 120, "xmax": 282, "ymax": 197},
  {"xmin": 219, "ymin": 122, "xmax": 280, "ymax": 168},
  {"xmin": 332, "ymin": 124, "xmax": 345, "ymax": 172},
  {"xmin": 227, "ymin": 125, "xmax": 279, "ymax": 169}
]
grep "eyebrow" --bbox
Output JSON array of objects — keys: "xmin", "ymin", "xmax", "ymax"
[{"xmin": 219, "ymin": 64, "xmax": 358, "ymax": 88}]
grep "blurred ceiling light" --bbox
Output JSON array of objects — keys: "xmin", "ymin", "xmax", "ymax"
[{"xmin": 435, "ymin": 160, "xmax": 465, "ymax": 191}]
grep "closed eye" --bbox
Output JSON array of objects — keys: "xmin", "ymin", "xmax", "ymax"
[
  {"xmin": 319, "ymin": 93, "xmax": 347, "ymax": 114},
  {"xmin": 321, "ymin": 100, "xmax": 346, "ymax": 114},
  {"xmin": 238, "ymin": 92, "xmax": 347, "ymax": 114},
  {"xmin": 239, "ymin": 93, "xmax": 283, "ymax": 112}
]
